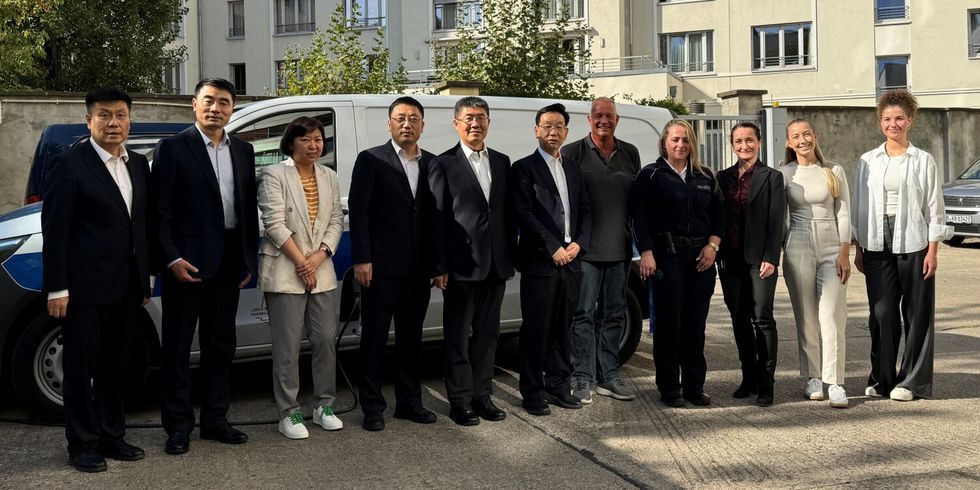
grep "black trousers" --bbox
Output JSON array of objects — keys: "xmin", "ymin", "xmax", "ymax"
[
  {"xmin": 441, "ymin": 277, "xmax": 506, "ymax": 408},
  {"xmin": 718, "ymin": 254, "xmax": 779, "ymax": 390},
  {"xmin": 863, "ymin": 246, "xmax": 935, "ymax": 397},
  {"xmin": 518, "ymin": 267, "xmax": 579, "ymax": 402},
  {"xmin": 651, "ymin": 247, "xmax": 716, "ymax": 398},
  {"xmin": 160, "ymin": 235, "xmax": 244, "ymax": 434},
  {"xmin": 358, "ymin": 273, "xmax": 431, "ymax": 416},
  {"xmin": 62, "ymin": 267, "xmax": 142, "ymax": 455}
]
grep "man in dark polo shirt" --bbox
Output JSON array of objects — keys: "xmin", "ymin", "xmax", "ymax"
[{"xmin": 561, "ymin": 97, "xmax": 641, "ymax": 403}]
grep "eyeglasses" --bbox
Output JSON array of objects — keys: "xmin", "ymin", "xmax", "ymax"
[
  {"xmin": 536, "ymin": 125, "xmax": 567, "ymax": 133},
  {"xmin": 390, "ymin": 115, "xmax": 422, "ymax": 125},
  {"xmin": 455, "ymin": 115, "xmax": 489, "ymax": 125},
  {"xmin": 93, "ymin": 112, "xmax": 130, "ymax": 122}
]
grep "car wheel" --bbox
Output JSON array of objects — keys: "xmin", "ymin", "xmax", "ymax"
[
  {"xmin": 944, "ymin": 236, "xmax": 965, "ymax": 247},
  {"xmin": 617, "ymin": 288, "xmax": 643, "ymax": 366},
  {"xmin": 11, "ymin": 313, "xmax": 151, "ymax": 420}
]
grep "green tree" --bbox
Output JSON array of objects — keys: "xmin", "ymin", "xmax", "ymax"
[
  {"xmin": 432, "ymin": 0, "xmax": 591, "ymax": 100},
  {"xmin": 37, "ymin": 0, "xmax": 186, "ymax": 92},
  {"xmin": 0, "ymin": 0, "xmax": 58, "ymax": 90},
  {"xmin": 278, "ymin": 1, "xmax": 407, "ymax": 95}
]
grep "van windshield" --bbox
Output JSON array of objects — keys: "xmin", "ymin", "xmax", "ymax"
[{"xmin": 960, "ymin": 157, "xmax": 980, "ymax": 180}]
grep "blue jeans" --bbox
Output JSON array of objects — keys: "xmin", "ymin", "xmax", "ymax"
[{"xmin": 569, "ymin": 260, "xmax": 628, "ymax": 385}]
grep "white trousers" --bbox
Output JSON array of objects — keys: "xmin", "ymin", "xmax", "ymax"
[{"xmin": 782, "ymin": 219, "xmax": 847, "ymax": 384}]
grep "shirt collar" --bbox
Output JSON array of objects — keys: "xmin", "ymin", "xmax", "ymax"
[
  {"xmin": 195, "ymin": 122, "xmax": 230, "ymax": 147},
  {"xmin": 391, "ymin": 139, "xmax": 421, "ymax": 161},
  {"xmin": 90, "ymin": 138, "xmax": 129, "ymax": 164},
  {"xmin": 870, "ymin": 141, "xmax": 921, "ymax": 160},
  {"xmin": 460, "ymin": 141, "xmax": 486, "ymax": 161},
  {"xmin": 537, "ymin": 147, "xmax": 561, "ymax": 166},
  {"xmin": 585, "ymin": 133, "xmax": 621, "ymax": 151}
]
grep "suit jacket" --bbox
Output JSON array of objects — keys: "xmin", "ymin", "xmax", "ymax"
[
  {"xmin": 428, "ymin": 143, "xmax": 515, "ymax": 281},
  {"xmin": 348, "ymin": 141, "xmax": 436, "ymax": 277},
  {"xmin": 41, "ymin": 142, "xmax": 151, "ymax": 304},
  {"xmin": 151, "ymin": 125, "xmax": 259, "ymax": 278},
  {"xmin": 510, "ymin": 150, "xmax": 591, "ymax": 277},
  {"xmin": 718, "ymin": 161, "xmax": 786, "ymax": 266},
  {"xmin": 257, "ymin": 159, "xmax": 344, "ymax": 293}
]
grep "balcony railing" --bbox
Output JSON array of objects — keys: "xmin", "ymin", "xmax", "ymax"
[
  {"xmin": 876, "ymin": 84, "xmax": 910, "ymax": 98},
  {"xmin": 875, "ymin": 5, "xmax": 909, "ymax": 23},
  {"xmin": 970, "ymin": 43, "xmax": 980, "ymax": 58},
  {"xmin": 228, "ymin": 26, "xmax": 245, "ymax": 38},
  {"xmin": 275, "ymin": 22, "xmax": 315, "ymax": 34},
  {"xmin": 351, "ymin": 16, "xmax": 386, "ymax": 28},
  {"xmin": 587, "ymin": 55, "xmax": 667, "ymax": 74}
]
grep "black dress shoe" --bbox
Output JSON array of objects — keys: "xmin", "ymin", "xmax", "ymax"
[
  {"xmin": 662, "ymin": 397, "xmax": 686, "ymax": 408},
  {"xmin": 471, "ymin": 396, "xmax": 506, "ymax": 421},
  {"xmin": 543, "ymin": 391, "xmax": 583, "ymax": 409},
  {"xmin": 449, "ymin": 406, "xmax": 480, "ymax": 426},
  {"xmin": 99, "ymin": 440, "xmax": 145, "ymax": 461},
  {"xmin": 683, "ymin": 392, "xmax": 712, "ymax": 406},
  {"xmin": 757, "ymin": 387, "xmax": 774, "ymax": 407},
  {"xmin": 362, "ymin": 413, "xmax": 385, "ymax": 431},
  {"xmin": 393, "ymin": 405, "xmax": 437, "ymax": 424},
  {"xmin": 522, "ymin": 399, "xmax": 551, "ymax": 416},
  {"xmin": 69, "ymin": 450, "xmax": 107, "ymax": 473},
  {"xmin": 165, "ymin": 431, "xmax": 190, "ymax": 455},
  {"xmin": 732, "ymin": 383, "xmax": 757, "ymax": 398},
  {"xmin": 200, "ymin": 424, "xmax": 248, "ymax": 444}
]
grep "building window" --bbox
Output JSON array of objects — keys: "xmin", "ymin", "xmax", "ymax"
[
  {"xmin": 752, "ymin": 23, "xmax": 812, "ymax": 70},
  {"xmin": 230, "ymin": 63, "xmax": 247, "ymax": 95},
  {"xmin": 561, "ymin": 37, "xmax": 588, "ymax": 74},
  {"xmin": 228, "ymin": 1, "xmax": 245, "ymax": 38},
  {"xmin": 544, "ymin": 0, "xmax": 586, "ymax": 20},
  {"xmin": 660, "ymin": 31, "xmax": 713, "ymax": 73},
  {"xmin": 876, "ymin": 56, "xmax": 908, "ymax": 97},
  {"xmin": 875, "ymin": 0, "xmax": 908, "ymax": 23},
  {"xmin": 347, "ymin": 0, "xmax": 385, "ymax": 28},
  {"xmin": 434, "ymin": 1, "xmax": 482, "ymax": 31},
  {"xmin": 275, "ymin": 0, "xmax": 315, "ymax": 34},
  {"xmin": 970, "ymin": 10, "xmax": 980, "ymax": 58},
  {"xmin": 162, "ymin": 62, "xmax": 184, "ymax": 94}
]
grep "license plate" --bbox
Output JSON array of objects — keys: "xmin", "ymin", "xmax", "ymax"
[{"xmin": 947, "ymin": 214, "xmax": 972, "ymax": 224}]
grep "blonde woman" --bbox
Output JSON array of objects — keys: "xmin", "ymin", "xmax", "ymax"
[
  {"xmin": 258, "ymin": 116, "xmax": 345, "ymax": 438},
  {"xmin": 852, "ymin": 90, "xmax": 952, "ymax": 401},
  {"xmin": 780, "ymin": 119, "xmax": 851, "ymax": 408},
  {"xmin": 629, "ymin": 120, "xmax": 725, "ymax": 408}
]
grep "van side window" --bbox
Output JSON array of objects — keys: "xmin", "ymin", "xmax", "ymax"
[{"xmin": 232, "ymin": 110, "xmax": 336, "ymax": 175}]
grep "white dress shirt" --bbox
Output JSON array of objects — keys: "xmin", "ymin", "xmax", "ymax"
[
  {"xmin": 851, "ymin": 142, "xmax": 953, "ymax": 253},
  {"xmin": 538, "ymin": 147, "xmax": 571, "ymax": 242},
  {"xmin": 460, "ymin": 141, "xmax": 491, "ymax": 201},
  {"xmin": 195, "ymin": 123, "xmax": 237, "ymax": 230},
  {"xmin": 391, "ymin": 139, "xmax": 421, "ymax": 198}
]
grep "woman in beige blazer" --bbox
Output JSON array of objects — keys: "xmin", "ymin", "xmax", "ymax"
[{"xmin": 258, "ymin": 116, "xmax": 345, "ymax": 439}]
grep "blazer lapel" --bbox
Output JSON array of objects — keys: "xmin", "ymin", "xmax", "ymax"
[
  {"xmin": 747, "ymin": 164, "xmax": 767, "ymax": 204},
  {"xmin": 454, "ymin": 144, "xmax": 488, "ymax": 204},
  {"xmin": 183, "ymin": 128, "xmax": 221, "ymax": 194},
  {"xmin": 561, "ymin": 157, "xmax": 578, "ymax": 232},
  {"xmin": 382, "ymin": 141, "xmax": 414, "ymax": 199},
  {"xmin": 81, "ymin": 143, "xmax": 130, "ymax": 218},
  {"xmin": 285, "ymin": 161, "xmax": 314, "ymax": 243},
  {"xmin": 531, "ymin": 151, "xmax": 560, "ymax": 196},
  {"xmin": 312, "ymin": 163, "xmax": 332, "ymax": 240}
]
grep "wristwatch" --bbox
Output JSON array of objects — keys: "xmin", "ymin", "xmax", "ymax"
[{"xmin": 707, "ymin": 242, "xmax": 719, "ymax": 252}]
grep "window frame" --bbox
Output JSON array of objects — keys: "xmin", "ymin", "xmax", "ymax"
[
  {"xmin": 969, "ymin": 9, "xmax": 980, "ymax": 59},
  {"xmin": 659, "ymin": 30, "xmax": 714, "ymax": 73},
  {"xmin": 346, "ymin": 0, "xmax": 386, "ymax": 29},
  {"xmin": 433, "ymin": 1, "xmax": 482, "ymax": 32},
  {"xmin": 275, "ymin": 0, "xmax": 315, "ymax": 35},
  {"xmin": 230, "ymin": 63, "xmax": 247, "ymax": 96},
  {"xmin": 228, "ymin": 0, "xmax": 245, "ymax": 38},
  {"xmin": 874, "ymin": 0, "xmax": 909, "ymax": 24},
  {"xmin": 875, "ymin": 55, "xmax": 909, "ymax": 97},
  {"xmin": 751, "ymin": 22, "xmax": 813, "ymax": 72}
]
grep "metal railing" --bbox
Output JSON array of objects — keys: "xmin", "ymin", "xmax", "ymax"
[
  {"xmin": 876, "ymin": 84, "xmax": 910, "ymax": 99},
  {"xmin": 351, "ymin": 16, "xmax": 386, "ymax": 28},
  {"xmin": 970, "ymin": 43, "xmax": 980, "ymax": 58},
  {"xmin": 275, "ymin": 22, "xmax": 315, "ymax": 34},
  {"xmin": 677, "ymin": 115, "xmax": 765, "ymax": 172},
  {"xmin": 405, "ymin": 69, "xmax": 438, "ymax": 87},
  {"xmin": 228, "ymin": 26, "xmax": 244, "ymax": 38},
  {"xmin": 875, "ymin": 5, "xmax": 909, "ymax": 23},
  {"xmin": 587, "ymin": 55, "xmax": 667, "ymax": 74}
]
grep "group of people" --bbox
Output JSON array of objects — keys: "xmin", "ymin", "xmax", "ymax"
[{"xmin": 41, "ymin": 77, "xmax": 950, "ymax": 474}]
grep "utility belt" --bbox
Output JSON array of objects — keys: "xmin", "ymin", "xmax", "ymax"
[{"xmin": 657, "ymin": 232, "xmax": 707, "ymax": 254}]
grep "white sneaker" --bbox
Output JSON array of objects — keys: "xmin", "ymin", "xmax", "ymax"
[
  {"xmin": 865, "ymin": 386, "xmax": 882, "ymax": 397},
  {"xmin": 889, "ymin": 387, "xmax": 914, "ymax": 401},
  {"xmin": 805, "ymin": 378, "xmax": 825, "ymax": 400},
  {"xmin": 314, "ymin": 405, "xmax": 344, "ymax": 431},
  {"xmin": 828, "ymin": 385, "xmax": 849, "ymax": 408},
  {"xmin": 278, "ymin": 412, "xmax": 309, "ymax": 439}
]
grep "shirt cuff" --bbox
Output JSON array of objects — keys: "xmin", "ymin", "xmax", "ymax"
[
  {"xmin": 48, "ymin": 289, "xmax": 69, "ymax": 300},
  {"xmin": 167, "ymin": 258, "xmax": 183, "ymax": 268}
]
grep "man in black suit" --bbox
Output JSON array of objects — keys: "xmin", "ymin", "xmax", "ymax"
[
  {"xmin": 42, "ymin": 88, "xmax": 151, "ymax": 472},
  {"xmin": 510, "ymin": 103, "xmax": 591, "ymax": 416},
  {"xmin": 349, "ymin": 96, "xmax": 438, "ymax": 431},
  {"xmin": 429, "ymin": 96, "xmax": 515, "ymax": 426},
  {"xmin": 152, "ymin": 78, "xmax": 259, "ymax": 454}
]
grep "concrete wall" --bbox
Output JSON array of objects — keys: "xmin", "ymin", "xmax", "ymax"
[
  {"xmin": 785, "ymin": 106, "xmax": 980, "ymax": 185},
  {"xmin": 0, "ymin": 93, "xmax": 263, "ymax": 213}
]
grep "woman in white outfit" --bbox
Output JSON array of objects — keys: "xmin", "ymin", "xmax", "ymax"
[
  {"xmin": 852, "ymin": 90, "xmax": 952, "ymax": 402},
  {"xmin": 780, "ymin": 119, "xmax": 851, "ymax": 408},
  {"xmin": 258, "ymin": 116, "xmax": 346, "ymax": 438}
]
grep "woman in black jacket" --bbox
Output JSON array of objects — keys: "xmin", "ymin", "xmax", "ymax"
[{"xmin": 717, "ymin": 122, "xmax": 787, "ymax": 407}]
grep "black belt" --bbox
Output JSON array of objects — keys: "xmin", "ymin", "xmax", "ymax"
[{"xmin": 657, "ymin": 232, "xmax": 707, "ymax": 253}]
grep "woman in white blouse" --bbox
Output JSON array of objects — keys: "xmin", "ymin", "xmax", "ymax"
[
  {"xmin": 851, "ymin": 90, "xmax": 952, "ymax": 402},
  {"xmin": 780, "ymin": 119, "xmax": 851, "ymax": 408},
  {"xmin": 258, "ymin": 116, "xmax": 345, "ymax": 438}
]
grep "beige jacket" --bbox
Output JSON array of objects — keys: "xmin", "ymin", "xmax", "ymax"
[{"xmin": 257, "ymin": 159, "xmax": 344, "ymax": 294}]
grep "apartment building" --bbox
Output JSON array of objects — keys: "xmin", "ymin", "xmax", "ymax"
[{"xmin": 166, "ymin": 0, "xmax": 980, "ymax": 110}]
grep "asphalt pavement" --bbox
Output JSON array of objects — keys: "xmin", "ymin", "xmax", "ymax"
[{"xmin": 1, "ymin": 242, "xmax": 979, "ymax": 489}]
